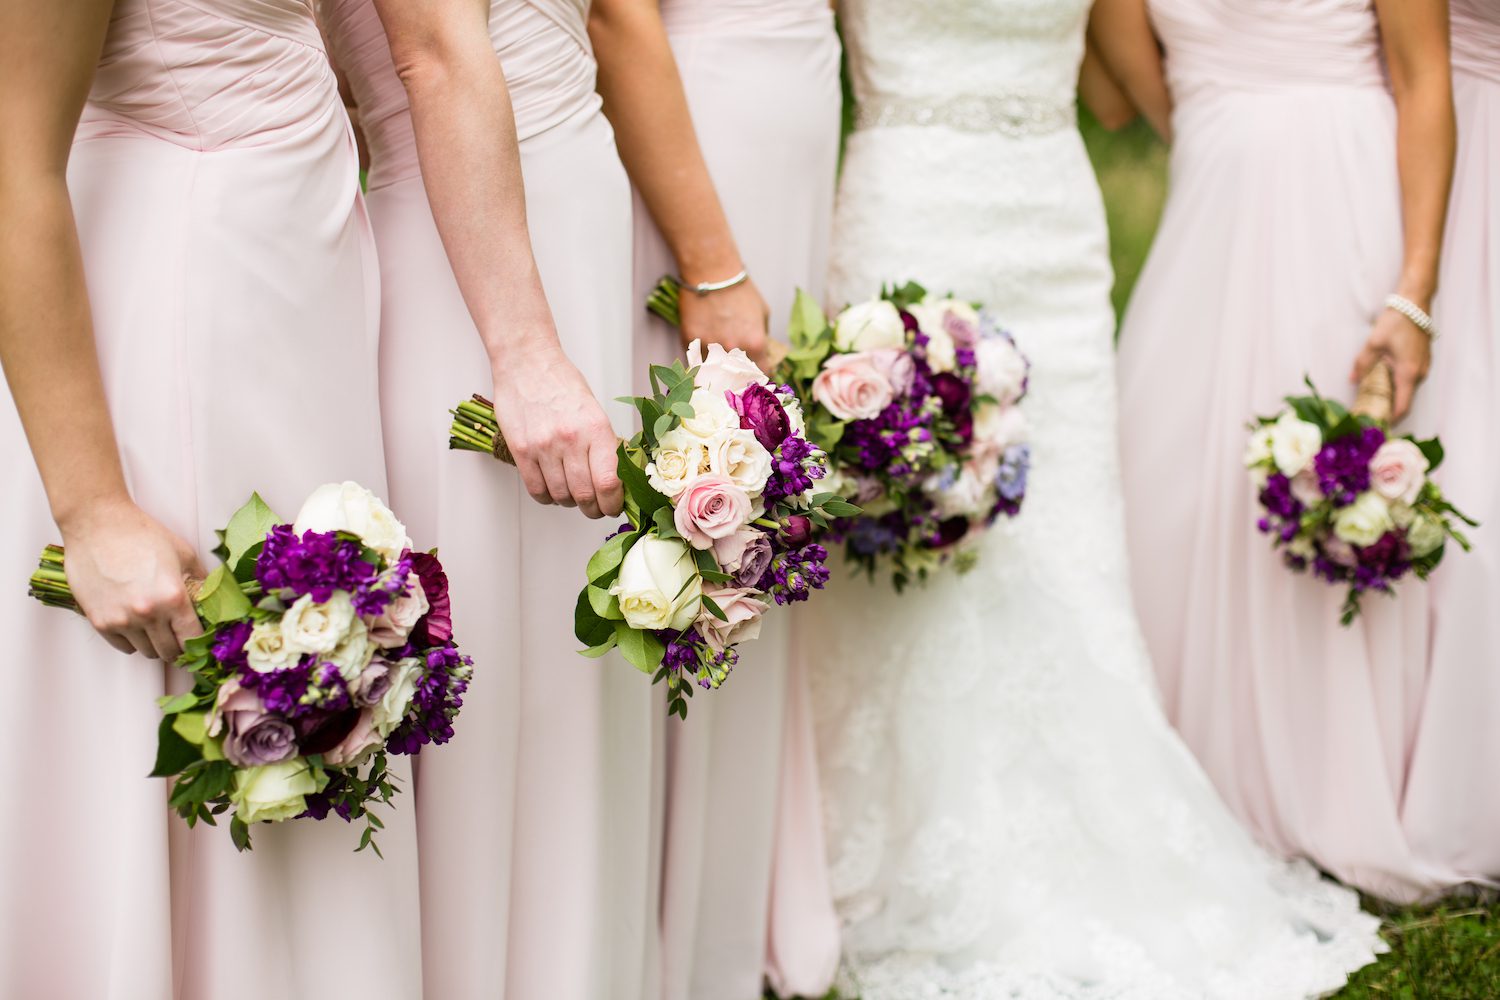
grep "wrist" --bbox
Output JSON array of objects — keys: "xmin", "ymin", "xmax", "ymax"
[
  {"xmin": 672, "ymin": 237, "xmax": 744, "ymax": 287},
  {"xmin": 1395, "ymin": 266, "xmax": 1438, "ymax": 311},
  {"xmin": 54, "ymin": 488, "xmax": 134, "ymax": 539}
]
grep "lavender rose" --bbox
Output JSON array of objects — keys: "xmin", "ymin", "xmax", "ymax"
[
  {"xmin": 350, "ymin": 660, "xmax": 393, "ymax": 707},
  {"xmin": 207, "ymin": 680, "xmax": 297, "ymax": 768},
  {"xmin": 713, "ymin": 527, "xmax": 774, "ymax": 588}
]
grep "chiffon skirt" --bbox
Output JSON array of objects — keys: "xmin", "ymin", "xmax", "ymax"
[
  {"xmin": 371, "ymin": 104, "xmax": 661, "ymax": 1000},
  {"xmin": 1116, "ymin": 85, "xmax": 1449, "ymax": 902},
  {"xmin": 628, "ymin": 13, "xmax": 842, "ymax": 999},
  {"xmin": 0, "ymin": 106, "xmax": 422, "ymax": 999},
  {"xmin": 1401, "ymin": 66, "xmax": 1500, "ymax": 889}
]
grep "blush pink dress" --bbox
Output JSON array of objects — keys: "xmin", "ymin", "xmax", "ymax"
[
  {"xmin": 321, "ymin": 3, "xmax": 659, "ymax": 998},
  {"xmin": 627, "ymin": 2, "xmax": 842, "ymax": 997},
  {"xmin": 1116, "ymin": 0, "xmax": 1456, "ymax": 902},
  {"xmin": 0, "ymin": 2, "xmax": 422, "ymax": 998},
  {"xmin": 1401, "ymin": 0, "xmax": 1500, "ymax": 892}
]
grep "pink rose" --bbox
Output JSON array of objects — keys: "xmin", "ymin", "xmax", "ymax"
[
  {"xmin": 369, "ymin": 580, "xmax": 431, "ymax": 649},
  {"xmin": 674, "ymin": 474, "xmax": 754, "ymax": 550},
  {"xmin": 323, "ymin": 708, "xmax": 381, "ymax": 768},
  {"xmin": 811, "ymin": 352, "xmax": 896, "ymax": 421},
  {"xmin": 1369, "ymin": 439, "xmax": 1429, "ymax": 505},
  {"xmin": 1323, "ymin": 537, "xmax": 1358, "ymax": 567},
  {"xmin": 695, "ymin": 586, "xmax": 770, "ymax": 652},
  {"xmin": 686, "ymin": 339, "xmax": 770, "ymax": 398},
  {"xmin": 1290, "ymin": 467, "xmax": 1323, "ymax": 507},
  {"xmin": 868, "ymin": 348, "xmax": 916, "ymax": 396}
]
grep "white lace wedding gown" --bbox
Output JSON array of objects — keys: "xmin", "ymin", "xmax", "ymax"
[{"xmin": 808, "ymin": 1, "xmax": 1386, "ymax": 997}]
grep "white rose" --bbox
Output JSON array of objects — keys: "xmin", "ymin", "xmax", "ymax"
[
  {"xmin": 611, "ymin": 535, "xmax": 702, "ymax": 632},
  {"xmin": 1405, "ymin": 512, "xmax": 1445, "ymax": 558},
  {"xmin": 678, "ymin": 388, "xmax": 742, "ymax": 442},
  {"xmin": 281, "ymin": 591, "xmax": 356, "ymax": 655},
  {"xmin": 923, "ymin": 324, "xmax": 957, "ymax": 373},
  {"xmin": 1290, "ymin": 468, "xmax": 1323, "ymax": 508},
  {"xmin": 372, "ymin": 656, "xmax": 423, "ymax": 737},
  {"xmin": 647, "ymin": 429, "xmax": 710, "ymax": 499},
  {"xmin": 1268, "ymin": 411, "xmax": 1322, "ymax": 477},
  {"xmin": 325, "ymin": 616, "xmax": 374, "ymax": 681},
  {"xmin": 230, "ymin": 758, "xmax": 322, "ymax": 825},
  {"xmin": 294, "ymin": 481, "xmax": 411, "ymax": 564},
  {"xmin": 245, "ymin": 620, "xmax": 299, "ymax": 674},
  {"xmin": 973, "ymin": 402, "xmax": 1029, "ymax": 451},
  {"xmin": 925, "ymin": 463, "xmax": 992, "ymax": 519},
  {"xmin": 974, "ymin": 336, "xmax": 1028, "ymax": 406},
  {"xmin": 706, "ymin": 428, "xmax": 773, "ymax": 496},
  {"xmin": 833, "ymin": 300, "xmax": 907, "ymax": 352},
  {"xmin": 1244, "ymin": 427, "xmax": 1274, "ymax": 469},
  {"xmin": 685, "ymin": 339, "xmax": 771, "ymax": 398},
  {"xmin": 1333, "ymin": 491, "xmax": 1395, "ymax": 547},
  {"xmin": 1389, "ymin": 501, "xmax": 1417, "ymax": 529}
]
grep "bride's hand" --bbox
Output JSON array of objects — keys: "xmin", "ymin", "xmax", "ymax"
[
  {"xmin": 490, "ymin": 339, "xmax": 623, "ymax": 519},
  {"xmin": 1350, "ymin": 305, "xmax": 1431, "ymax": 423},
  {"xmin": 58, "ymin": 496, "xmax": 204, "ymax": 661},
  {"xmin": 677, "ymin": 279, "xmax": 772, "ymax": 371}
]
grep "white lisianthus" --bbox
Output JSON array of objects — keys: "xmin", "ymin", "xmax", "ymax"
[
  {"xmin": 611, "ymin": 535, "xmax": 702, "ymax": 632},
  {"xmin": 230, "ymin": 758, "xmax": 323, "ymax": 824},
  {"xmin": 647, "ymin": 429, "xmax": 710, "ymax": 499},
  {"xmin": 1244, "ymin": 427, "xmax": 1274, "ymax": 469},
  {"xmin": 245, "ymin": 620, "xmax": 299, "ymax": 674},
  {"xmin": 372, "ymin": 656, "xmax": 423, "ymax": 737},
  {"xmin": 281, "ymin": 591, "xmax": 356, "ymax": 655},
  {"xmin": 1333, "ymin": 491, "xmax": 1395, "ymax": 547},
  {"xmin": 1268, "ymin": 411, "xmax": 1323, "ymax": 477},
  {"xmin": 294, "ymin": 481, "xmax": 411, "ymax": 564},
  {"xmin": 832, "ymin": 300, "xmax": 906, "ymax": 352},
  {"xmin": 678, "ymin": 388, "xmax": 742, "ymax": 442},
  {"xmin": 706, "ymin": 428, "xmax": 773, "ymax": 496},
  {"xmin": 1405, "ymin": 512, "xmax": 1446, "ymax": 557},
  {"xmin": 325, "ymin": 616, "xmax": 375, "ymax": 682}
]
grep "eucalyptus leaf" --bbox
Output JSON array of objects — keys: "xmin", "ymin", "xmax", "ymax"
[
  {"xmin": 581, "ymin": 634, "xmax": 619, "ymax": 659},
  {"xmin": 586, "ymin": 529, "xmax": 635, "ymax": 585},
  {"xmin": 652, "ymin": 505, "xmax": 681, "ymax": 541},
  {"xmin": 574, "ymin": 588, "xmax": 615, "ymax": 647},
  {"xmin": 587, "ymin": 583, "xmax": 623, "ymax": 621},
  {"xmin": 701, "ymin": 595, "xmax": 728, "ymax": 622},
  {"xmin": 221, "ymin": 493, "xmax": 281, "ymax": 571},
  {"xmin": 151, "ymin": 714, "xmax": 203, "ymax": 777},
  {"xmin": 613, "ymin": 623, "xmax": 666, "ymax": 675},
  {"xmin": 195, "ymin": 565, "xmax": 252, "ymax": 626}
]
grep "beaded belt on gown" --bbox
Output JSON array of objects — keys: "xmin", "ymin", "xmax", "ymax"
[{"xmin": 853, "ymin": 93, "xmax": 1076, "ymax": 137}]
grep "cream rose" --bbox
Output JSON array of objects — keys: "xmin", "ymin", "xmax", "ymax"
[
  {"xmin": 972, "ymin": 403, "xmax": 1029, "ymax": 452},
  {"xmin": 368, "ymin": 581, "xmax": 431, "ymax": 650},
  {"xmin": 685, "ymin": 339, "xmax": 769, "ymax": 398},
  {"xmin": 1369, "ymin": 439, "xmax": 1429, "ymax": 505},
  {"xmin": 811, "ymin": 352, "xmax": 896, "ymax": 421},
  {"xmin": 1405, "ymin": 512, "xmax": 1446, "ymax": 557},
  {"xmin": 325, "ymin": 616, "xmax": 375, "ymax": 681},
  {"xmin": 695, "ymin": 587, "xmax": 770, "ymax": 652},
  {"xmin": 647, "ymin": 429, "xmax": 711, "ymax": 499},
  {"xmin": 611, "ymin": 535, "xmax": 702, "ymax": 632},
  {"xmin": 673, "ymin": 474, "xmax": 754, "ymax": 549},
  {"xmin": 372, "ymin": 656, "xmax": 422, "ymax": 738},
  {"xmin": 294, "ymin": 481, "xmax": 411, "ymax": 564},
  {"xmin": 1268, "ymin": 411, "xmax": 1323, "ymax": 477},
  {"xmin": 974, "ymin": 336, "xmax": 1027, "ymax": 406},
  {"xmin": 679, "ymin": 388, "xmax": 743, "ymax": 441},
  {"xmin": 925, "ymin": 463, "xmax": 992, "ymax": 519},
  {"xmin": 1333, "ymin": 491, "xmax": 1395, "ymax": 547},
  {"xmin": 919, "ymin": 298, "xmax": 981, "ymax": 347},
  {"xmin": 245, "ymin": 620, "xmax": 299, "ymax": 674},
  {"xmin": 832, "ymin": 300, "xmax": 907, "ymax": 352},
  {"xmin": 923, "ymin": 323, "xmax": 958, "ymax": 373},
  {"xmin": 281, "ymin": 591, "xmax": 356, "ymax": 656},
  {"xmin": 230, "ymin": 758, "xmax": 323, "ymax": 825},
  {"xmin": 706, "ymin": 428, "xmax": 773, "ymax": 496}
]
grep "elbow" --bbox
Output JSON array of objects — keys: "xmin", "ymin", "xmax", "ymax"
[{"xmin": 1092, "ymin": 105, "xmax": 1138, "ymax": 131}]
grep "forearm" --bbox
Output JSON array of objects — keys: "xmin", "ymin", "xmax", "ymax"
[
  {"xmin": 1079, "ymin": 43, "xmax": 1137, "ymax": 130},
  {"xmin": 1087, "ymin": 0, "xmax": 1173, "ymax": 141},
  {"xmin": 589, "ymin": 0, "xmax": 742, "ymax": 282},
  {"xmin": 1390, "ymin": 81, "xmax": 1454, "ymax": 305}
]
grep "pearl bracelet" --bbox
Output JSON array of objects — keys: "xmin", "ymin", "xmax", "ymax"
[
  {"xmin": 671, "ymin": 269, "xmax": 749, "ymax": 297},
  {"xmin": 1384, "ymin": 293, "xmax": 1437, "ymax": 339}
]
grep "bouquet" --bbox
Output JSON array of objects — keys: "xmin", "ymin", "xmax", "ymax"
[
  {"xmin": 774, "ymin": 282, "xmax": 1032, "ymax": 589},
  {"xmin": 449, "ymin": 344, "xmax": 857, "ymax": 717},
  {"xmin": 1246, "ymin": 365, "xmax": 1474, "ymax": 624},
  {"xmin": 28, "ymin": 483, "xmax": 471, "ymax": 852}
]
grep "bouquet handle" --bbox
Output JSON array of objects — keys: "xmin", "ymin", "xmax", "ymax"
[{"xmin": 1351, "ymin": 359, "xmax": 1394, "ymax": 424}]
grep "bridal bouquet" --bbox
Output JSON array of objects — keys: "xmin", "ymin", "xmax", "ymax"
[
  {"xmin": 776, "ymin": 283, "xmax": 1031, "ymax": 589},
  {"xmin": 449, "ymin": 344, "xmax": 856, "ymax": 718},
  {"xmin": 1246, "ymin": 374, "xmax": 1474, "ymax": 624},
  {"xmin": 27, "ymin": 483, "xmax": 471, "ymax": 853}
]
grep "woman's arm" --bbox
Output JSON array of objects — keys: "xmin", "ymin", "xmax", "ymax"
[
  {"xmin": 1079, "ymin": 42, "xmax": 1137, "ymax": 131},
  {"xmin": 588, "ymin": 0, "xmax": 771, "ymax": 366},
  {"xmin": 1352, "ymin": 0, "xmax": 1455, "ymax": 422},
  {"xmin": 1087, "ymin": 0, "xmax": 1173, "ymax": 142},
  {"xmin": 0, "ymin": 0, "xmax": 204, "ymax": 662},
  {"xmin": 372, "ymin": 0, "xmax": 622, "ymax": 518}
]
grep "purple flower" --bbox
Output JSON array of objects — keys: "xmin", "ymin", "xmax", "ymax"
[
  {"xmin": 997, "ymin": 444, "xmax": 1030, "ymax": 502},
  {"xmin": 1353, "ymin": 530, "xmax": 1411, "ymax": 591},
  {"xmin": 930, "ymin": 372, "xmax": 972, "ymax": 416},
  {"xmin": 1314, "ymin": 426, "xmax": 1386, "ymax": 507},
  {"xmin": 241, "ymin": 658, "xmax": 313, "ymax": 718},
  {"xmin": 350, "ymin": 661, "xmax": 392, "ymax": 707},
  {"xmin": 730, "ymin": 532, "xmax": 775, "ymax": 589},
  {"xmin": 294, "ymin": 706, "xmax": 361, "ymax": 756},
  {"xmin": 1258, "ymin": 473, "xmax": 1304, "ymax": 522},
  {"xmin": 386, "ymin": 644, "xmax": 473, "ymax": 755},
  {"xmin": 782, "ymin": 515, "xmax": 814, "ymax": 550},
  {"xmin": 256, "ymin": 526, "xmax": 377, "ymax": 603},
  {"xmin": 763, "ymin": 434, "xmax": 826, "ymax": 504},
  {"xmin": 731, "ymin": 383, "xmax": 791, "ymax": 452},
  {"xmin": 931, "ymin": 516, "xmax": 970, "ymax": 549},
  {"xmin": 212, "ymin": 621, "xmax": 253, "ymax": 668},
  {"xmin": 757, "ymin": 544, "xmax": 831, "ymax": 605},
  {"xmin": 210, "ymin": 681, "xmax": 298, "ymax": 767}
]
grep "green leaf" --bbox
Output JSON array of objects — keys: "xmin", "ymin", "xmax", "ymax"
[
  {"xmin": 652, "ymin": 504, "xmax": 681, "ymax": 541},
  {"xmin": 692, "ymin": 546, "xmax": 723, "ymax": 578},
  {"xmin": 787, "ymin": 289, "xmax": 830, "ymax": 350},
  {"xmin": 653, "ymin": 413, "xmax": 677, "ymax": 441},
  {"xmin": 586, "ymin": 530, "xmax": 635, "ymax": 585},
  {"xmin": 221, "ymin": 493, "xmax": 281, "ymax": 570},
  {"xmin": 669, "ymin": 401, "xmax": 695, "ymax": 419},
  {"xmin": 230, "ymin": 816, "xmax": 252, "ymax": 853},
  {"xmin": 614, "ymin": 623, "xmax": 667, "ymax": 674},
  {"xmin": 617, "ymin": 445, "xmax": 670, "ymax": 523},
  {"xmin": 171, "ymin": 710, "xmax": 211, "ymax": 747},
  {"xmin": 194, "ymin": 565, "xmax": 251, "ymax": 626},
  {"xmin": 587, "ymin": 583, "xmax": 623, "ymax": 621},
  {"xmin": 700, "ymin": 595, "xmax": 728, "ymax": 622},
  {"xmin": 821, "ymin": 500, "xmax": 863, "ymax": 518},
  {"xmin": 574, "ymin": 588, "xmax": 615, "ymax": 648},
  {"xmin": 151, "ymin": 715, "xmax": 203, "ymax": 777},
  {"xmin": 580, "ymin": 634, "xmax": 619, "ymax": 658},
  {"xmin": 157, "ymin": 691, "xmax": 200, "ymax": 714},
  {"xmin": 1415, "ymin": 436, "xmax": 1445, "ymax": 471}
]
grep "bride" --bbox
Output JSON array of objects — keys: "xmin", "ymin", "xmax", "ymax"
[{"xmin": 807, "ymin": 1, "xmax": 1386, "ymax": 996}]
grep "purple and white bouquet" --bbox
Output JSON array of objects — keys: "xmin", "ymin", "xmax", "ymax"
[
  {"xmin": 1246, "ymin": 377, "xmax": 1474, "ymax": 624},
  {"xmin": 780, "ymin": 282, "xmax": 1032, "ymax": 590},
  {"xmin": 27, "ymin": 483, "xmax": 471, "ymax": 852}
]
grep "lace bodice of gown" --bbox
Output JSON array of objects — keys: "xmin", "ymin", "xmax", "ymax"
[
  {"xmin": 82, "ymin": 0, "xmax": 340, "ymax": 147},
  {"xmin": 320, "ymin": 0, "xmax": 600, "ymax": 189}
]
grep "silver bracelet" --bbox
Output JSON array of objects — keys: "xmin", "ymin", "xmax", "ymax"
[
  {"xmin": 1384, "ymin": 293, "xmax": 1437, "ymax": 339},
  {"xmin": 671, "ymin": 269, "xmax": 749, "ymax": 296}
]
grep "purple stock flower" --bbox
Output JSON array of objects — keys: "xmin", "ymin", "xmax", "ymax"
[
  {"xmin": 212, "ymin": 620, "xmax": 253, "ymax": 668},
  {"xmin": 1314, "ymin": 426, "xmax": 1385, "ymax": 507},
  {"xmin": 241, "ymin": 658, "xmax": 313, "ymax": 717},
  {"xmin": 758, "ymin": 544, "xmax": 831, "ymax": 605},
  {"xmin": 763, "ymin": 434, "xmax": 826, "ymax": 504},
  {"xmin": 731, "ymin": 383, "xmax": 791, "ymax": 452},
  {"xmin": 1258, "ymin": 473, "xmax": 1304, "ymax": 523},
  {"xmin": 256, "ymin": 526, "xmax": 377, "ymax": 603},
  {"xmin": 386, "ymin": 644, "xmax": 473, "ymax": 755}
]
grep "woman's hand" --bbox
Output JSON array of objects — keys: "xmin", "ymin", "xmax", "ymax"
[
  {"xmin": 1351, "ymin": 306, "xmax": 1432, "ymax": 423},
  {"xmin": 491, "ymin": 339, "xmax": 624, "ymax": 519},
  {"xmin": 58, "ymin": 497, "xmax": 204, "ymax": 662},
  {"xmin": 676, "ymin": 279, "xmax": 772, "ymax": 370}
]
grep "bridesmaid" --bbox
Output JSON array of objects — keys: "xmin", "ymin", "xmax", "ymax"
[
  {"xmin": 319, "ymin": 1, "xmax": 656, "ymax": 998},
  {"xmin": 588, "ymin": 1, "xmax": 842, "ymax": 997},
  {"xmin": 1099, "ymin": 0, "xmax": 1458, "ymax": 901},
  {"xmin": 0, "ymin": 1, "xmax": 424, "ymax": 997},
  {"xmin": 1402, "ymin": 0, "xmax": 1500, "ymax": 891}
]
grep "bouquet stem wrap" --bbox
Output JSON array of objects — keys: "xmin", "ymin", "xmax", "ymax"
[{"xmin": 1352, "ymin": 359, "xmax": 1394, "ymax": 424}]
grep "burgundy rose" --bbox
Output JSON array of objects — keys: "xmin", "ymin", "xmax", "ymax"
[
  {"xmin": 732, "ymin": 383, "xmax": 791, "ymax": 452},
  {"xmin": 899, "ymin": 308, "xmax": 920, "ymax": 333},
  {"xmin": 294, "ymin": 706, "xmax": 362, "ymax": 756},
  {"xmin": 932, "ymin": 516, "xmax": 970, "ymax": 549},
  {"xmin": 930, "ymin": 372, "xmax": 971, "ymax": 416},
  {"xmin": 408, "ymin": 551, "xmax": 452, "ymax": 645}
]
